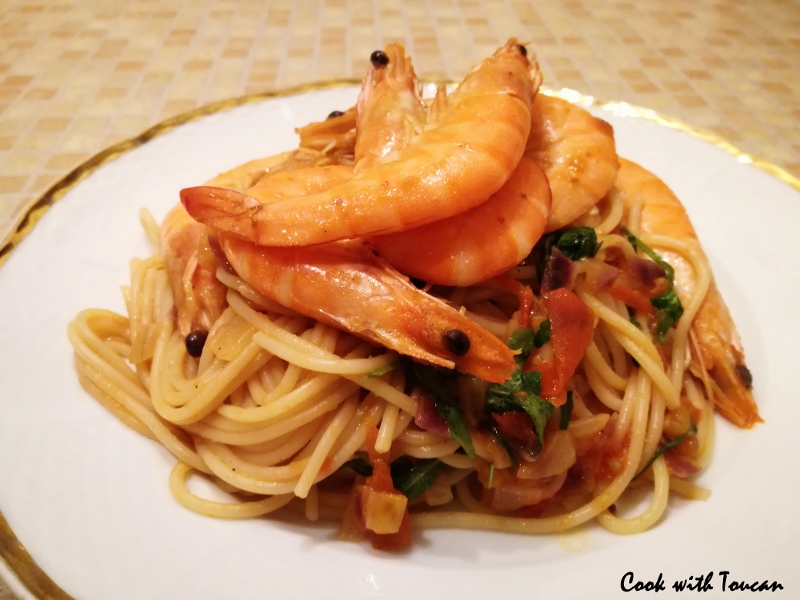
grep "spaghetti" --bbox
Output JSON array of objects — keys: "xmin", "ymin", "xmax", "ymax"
[{"xmin": 67, "ymin": 46, "xmax": 759, "ymax": 549}]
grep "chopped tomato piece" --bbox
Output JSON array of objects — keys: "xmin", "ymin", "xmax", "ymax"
[
  {"xmin": 523, "ymin": 353, "xmax": 560, "ymax": 398},
  {"xmin": 492, "ymin": 411, "xmax": 536, "ymax": 450},
  {"xmin": 542, "ymin": 289, "xmax": 594, "ymax": 394}
]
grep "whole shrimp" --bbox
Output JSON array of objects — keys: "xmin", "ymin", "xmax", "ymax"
[
  {"xmin": 180, "ymin": 39, "xmax": 538, "ymax": 246},
  {"xmin": 612, "ymin": 158, "xmax": 761, "ymax": 428},
  {"xmin": 219, "ymin": 234, "xmax": 517, "ymax": 382},
  {"xmin": 350, "ymin": 43, "xmax": 552, "ymax": 287},
  {"xmin": 525, "ymin": 94, "xmax": 620, "ymax": 232}
]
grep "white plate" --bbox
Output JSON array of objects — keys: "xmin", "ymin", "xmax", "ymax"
[{"xmin": 1, "ymin": 85, "xmax": 799, "ymax": 600}]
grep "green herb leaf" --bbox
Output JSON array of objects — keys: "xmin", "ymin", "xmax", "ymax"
[
  {"xmin": 517, "ymin": 394, "xmax": 554, "ymax": 452},
  {"xmin": 536, "ymin": 227, "xmax": 602, "ymax": 278},
  {"xmin": 620, "ymin": 226, "xmax": 684, "ymax": 343},
  {"xmin": 486, "ymin": 369, "xmax": 552, "ymax": 454},
  {"xmin": 630, "ymin": 315, "xmax": 641, "ymax": 328},
  {"xmin": 633, "ymin": 423, "xmax": 697, "ymax": 481},
  {"xmin": 552, "ymin": 227, "xmax": 602, "ymax": 260},
  {"xmin": 559, "ymin": 390, "xmax": 573, "ymax": 430},
  {"xmin": 652, "ymin": 289, "xmax": 684, "ymax": 343},
  {"xmin": 409, "ymin": 363, "xmax": 476, "ymax": 459},
  {"xmin": 368, "ymin": 363, "xmax": 398, "ymax": 378},
  {"xmin": 534, "ymin": 319, "xmax": 551, "ymax": 348},
  {"xmin": 509, "ymin": 327, "xmax": 536, "ymax": 366},
  {"xmin": 341, "ymin": 455, "xmax": 374, "ymax": 477},
  {"xmin": 391, "ymin": 458, "xmax": 444, "ymax": 500}
]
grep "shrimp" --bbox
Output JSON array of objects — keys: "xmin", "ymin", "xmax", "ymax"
[
  {"xmin": 161, "ymin": 149, "xmax": 342, "ymax": 337},
  {"xmin": 208, "ymin": 154, "xmax": 517, "ymax": 382},
  {"xmin": 525, "ymin": 94, "xmax": 619, "ymax": 232},
  {"xmin": 349, "ymin": 43, "xmax": 550, "ymax": 287},
  {"xmin": 219, "ymin": 234, "xmax": 517, "ymax": 382},
  {"xmin": 180, "ymin": 39, "xmax": 538, "ymax": 246},
  {"xmin": 160, "ymin": 203, "xmax": 227, "ymax": 337},
  {"xmin": 371, "ymin": 157, "xmax": 551, "ymax": 286},
  {"xmin": 296, "ymin": 107, "xmax": 357, "ymax": 162},
  {"xmin": 612, "ymin": 158, "xmax": 761, "ymax": 428},
  {"xmin": 354, "ymin": 44, "xmax": 426, "ymax": 169}
]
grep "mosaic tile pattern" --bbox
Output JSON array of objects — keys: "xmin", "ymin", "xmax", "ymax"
[{"xmin": 0, "ymin": 0, "xmax": 798, "ymax": 595}]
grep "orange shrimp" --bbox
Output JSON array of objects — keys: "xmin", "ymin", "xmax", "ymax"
[
  {"xmin": 160, "ymin": 150, "xmax": 339, "ymax": 337},
  {"xmin": 180, "ymin": 39, "xmax": 538, "ymax": 246},
  {"xmin": 612, "ymin": 158, "xmax": 761, "ymax": 428},
  {"xmin": 349, "ymin": 43, "xmax": 550, "ymax": 287},
  {"xmin": 296, "ymin": 107, "xmax": 357, "ymax": 162},
  {"xmin": 354, "ymin": 44, "xmax": 426, "ymax": 169},
  {"xmin": 219, "ymin": 234, "xmax": 516, "ymax": 382},
  {"xmin": 207, "ymin": 155, "xmax": 517, "ymax": 382},
  {"xmin": 371, "ymin": 157, "xmax": 551, "ymax": 286},
  {"xmin": 160, "ymin": 204, "xmax": 226, "ymax": 337},
  {"xmin": 526, "ymin": 94, "xmax": 619, "ymax": 231}
]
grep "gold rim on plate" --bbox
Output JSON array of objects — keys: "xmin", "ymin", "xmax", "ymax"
[{"xmin": 0, "ymin": 79, "xmax": 798, "ymax": 600}]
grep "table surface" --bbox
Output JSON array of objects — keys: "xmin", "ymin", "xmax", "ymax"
[{"xmin": 1, "ymin": 0, "xmax": 798, "ymax": 597}]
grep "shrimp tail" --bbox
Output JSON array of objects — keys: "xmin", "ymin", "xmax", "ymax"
[
  {"xmin": 181, "ymin": 186, "xmax": 262, "ymax": 242},
  {"xmin": 690, "ymin": 284, "xmax": 762, "ymax": 428}
]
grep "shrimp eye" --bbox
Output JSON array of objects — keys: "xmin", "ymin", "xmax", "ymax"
[
  {"xmin": 516, "ymin": 44, "xmax": 528, "ymax": 57},
  {"xmin": 185, "ymin": 330, "xmax": 208, "ymax": 357},
  {"xmin": 443, "ymin": 329, "xmax": 470, "ymax": 356},
  {"xmin": 370, "ymin": 50, "xmax": 390, "ymax": 67},
  {"xmin": 327, "ymin": 110, "xmax": 345, "ymax": 119}
]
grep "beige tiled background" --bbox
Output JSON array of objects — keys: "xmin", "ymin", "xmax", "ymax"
[{"xmin": 1, "ymin": 0, "xmax": 798, "ymax": 596}]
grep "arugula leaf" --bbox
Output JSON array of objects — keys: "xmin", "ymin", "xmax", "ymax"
[
  {"xmin": 620, "ymin": 226, "xmax": 685, "ymax": 343},
  {"xmin": 409, "ymin": 363, "xmax": 476, "ymax": 459},
  {"xmin": 391, "ymin": 458, "xmax": 444, "ymax": 500},
  {"xmin": 536, "ymin": 227, "xmax": 601, "ymax": 279},
  {"xmin": 552, "ymin": 227, "xmax": 602, "ymax": 260},
  {"xmin": 486, "ymin": 370, "xmax": 552, "ymax": 454},
  {"xmin": 534, "ymin": 319, "xmax": 551, "ymax": 348},
  {"xmin": 633, "ymin": 423, "xmax": 697, "ymax": 481},
  {"xmin": 486, "ymin": 369, "xmax": 542, "ymax": 404},
  {"xmin": 368, "ymin": 363, "xmax": 398, "ymax": 378},
  {"xmin": 341, "ymin": 455, "xmax": 374, "ymax": 477},
  {"xmin": 559, "ymin": 390, "xmax": 573, "ymax": 430}
]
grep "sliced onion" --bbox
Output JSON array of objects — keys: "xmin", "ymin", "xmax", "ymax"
[
  {"xmin": 413, "ymin": 389, "xmax": 450, "ymax": 437},
  {"xmin": 488, "ymin": 471, "xmax": 567, "ymax": 511},
  {"xmin": 517, "ymin": 430, "xmax": 576, "ymax": 480},
  {"xmin": 541, "ymin": 247, "xmax": 575, "ymax": 292},
  {"xmin": 664, "ymin": 451, "xmax": 701, "ymax": 478},
  {"xmin": 627, "ymin": 256, "xmax": 665, "ymax": 289}
]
